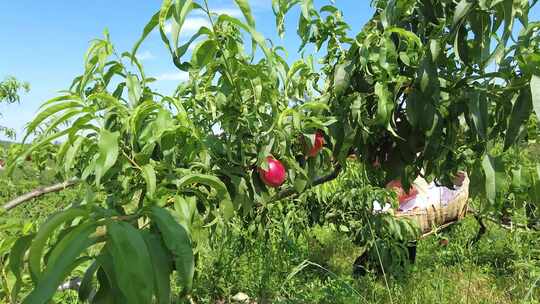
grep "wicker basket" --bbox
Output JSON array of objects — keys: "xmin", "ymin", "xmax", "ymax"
[{"xmin": 394, "ymin": 175, "xmax": 470, "ymax": 238}]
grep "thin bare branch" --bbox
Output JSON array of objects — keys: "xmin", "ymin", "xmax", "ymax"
[
  {"xmin": 467, "ymin": 207, "xmax": 538, "ymax": 231},
  {"xmin": 2, "ymin": 179, "xmax": 79, "ymax": 211}
]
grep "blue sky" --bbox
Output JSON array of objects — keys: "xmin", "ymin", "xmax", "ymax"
[{"xmin": 0, "ymin": 1, "xmax": 538, "ymax": 141}]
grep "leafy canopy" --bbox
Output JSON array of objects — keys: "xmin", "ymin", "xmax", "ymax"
[{"xmin": 5, "ymin": 0, "xmax": 540, "ymax": 302}]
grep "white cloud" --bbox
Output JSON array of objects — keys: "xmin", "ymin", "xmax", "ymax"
[
  {"xmin": 136, "ymin": 50, "xmax": 155, "ymax": 61},
  {"xmin": 164, "ymin": 17, "xmax": 211, "ymax": 35},
  {"xmin": 156, "ymin": 72, "xmax": 189, "ymax": 81}
]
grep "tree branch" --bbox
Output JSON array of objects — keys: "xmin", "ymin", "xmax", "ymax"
[
  {"xmin": 468, "ymin": 214, "xmax": 487, "ymax": 247},
  {"xmin": 467, "ymin": 207, "xmax": 538, "ymax": 231},
  {"xmin": 2, "ymin": 179, "xmax": 79, "ymax": 211}
]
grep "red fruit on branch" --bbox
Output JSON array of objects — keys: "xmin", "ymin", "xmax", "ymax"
[
  {"xmin": 258, "ymin": 156, "xmax": 286, "ymax": 188},
  {"xmin": 307, "ymin": 131, "xmax": 325, "ymax": 157}
]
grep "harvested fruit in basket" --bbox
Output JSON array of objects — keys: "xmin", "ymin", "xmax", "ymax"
[{"xmin": 386, "ymin": 180, "xmax": 418, "ymax": 203}]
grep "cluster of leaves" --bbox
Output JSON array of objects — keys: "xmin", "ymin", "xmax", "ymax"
[
  {"xmin": 0, "ymin": 76, "xmax": 30, "ymax": 139},
  {"xmin": 3, "ymin": 0, "xmax": 539, "ymax": 302},
  {"xmin": 0, "ymin": 76, "xmax": 30, "ymax": 104},
  {"xmin": 469, "ymin": 138, "xmax": 540, "ymax": 227},
  {"xmin": 299, "ymin": 161, "xmax": 420, "ymax": 274},
  {"xmin": 277, "ymin": 0, "xmax": 540, "ymax": 189}
]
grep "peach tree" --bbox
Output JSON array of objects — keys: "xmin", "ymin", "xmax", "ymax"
[{"xmin": 3, "ymin": 0, "xmax": 540, "ymax": 302}]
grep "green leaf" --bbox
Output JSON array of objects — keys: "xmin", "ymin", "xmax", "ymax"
[
  {"xmin": 333, "ymin": 62, "xmax": 350, "ymax": 97},
  {"xmin": 300, "ymin": 0, "xmax": 314, "ymax": 20},
  {"xmin": 129, "ymin": 101, "xmax": 161, "ymax": 135},
  {"xmin": 374, "ymin": 82, "xmax": 393, "ymax": 127},
  {"xmin": 504, "ymin": 88, "xmax": 532, "ymax": 149},
  {"xmin": 468, "ymin": 92, "xmax": 488, "ymax": 139},
  {"xmin": 150, "ymin": 206, "xmax": 194, "ymax": 292},
  {"xmin": 9, "ymin": 234, "xmax": 34, "ymax": 301},
  {"xmin": 141, "ymin": 231, "xmax": 172, "ymax": 304},
  {"xmin": 531, "ymin": 74, "xmax": 540, "ymax": 122},
  {"xmin": 482, "ymin": 154, "xmax": 496, "ymax": 206},
  {"xmin": 234, "ymin": 0, "xmax": 256, "ymax": 28},
  {"xmin": 217, "ymin": 15, "xmax": 274, "ymax": 69},
  {"xmin": 92, "ymin": 267, "xmax": 116, "ymax": 304},
  {"xmin": 485, "ymin": 0, "xmax": 515, "ymax": 66},
  {"xmin": 511, "ymin": 166, "xmax": 522, "ymax": 191},
  {"xmin": 37, "ymin": 94, "xmax": 78, "ymax": 110},
  {"xmin": 94, "ymin": 130, "xmax": 120, "ymax": 186},
  {"xmin": 286, "ymin": 60, "xmax": 308, "ymax": 90},
  {"xmin": 23, "ymin": 221, "xmax": 97, "ymax": 304},
  {"xmin": 176, "ymin": 173, "xmax": 232, "ymax": 203},
  {"xmin": 173, "ymin": 195, "xmax": 197, "ymax": 236},
  {"xmin": 320, "ymin": 5, "xmax": 338, "ymax": 14},
  {"xmin": 385, "ymin": 27, "xmax": 423, "ymax": 47},
  {"xmin": 64, "ymin": 136, "xmax": 85, "ymax": 173},
  {"xmin": 294, "ymin": 175, "xmax": 308, "ymax": 193},
  {"xmin": 530, "ymin": 165, "xmax": 540, "ymax": 211},
  {"xmin": 159, "ymin": 0, "xmax": 174, "ymax": 52},
  {"xmin": 45, "ymin": 223, "xmax": 95, "ymax": 272},
  {"xmin": 172, "ymin": 0, "xmax": 195, "ymax": 51},
  {"xmin": 175, "ymin": 27, "xmax": 211, "ymax": 59},
  {"xmin": 230, "ymin": 176, "xmax": 252, "ymax": 214},
  {"xmin": 23, "ymin": 100, "xmax": 82, "ymax": 143},
  {"xmin": 132, "ymin": 12, "xmax": 159, "ymax": 57},
  {"xmin": 126, "ymin": 73, "xmax": 142, "ymax": 106},
  {"xmin": 453, "ymin": 0, "xmax": 473, "ymax": 27},
  {"xmin": 122, "ymin": 52, "xmax": 146, "ymax": 82},
  {"xmin": 28, "ymin": 208, "xmax": 88, "ymax": 282},
  {"xmin": 419, "ymin": 55, "xmax": 439, "ymax": 94},
  {"xmin": 141, "ymin": 164, "xmax": 157, "ymax": 199},
  {"xmin": 406, "ymin": 89, "xmax": 435, "ymax": 131},
  {"xmin": 41, "ymin": 108, "xmax": 85, "ymax": 137},
  {"xmin": 429, "ymin": 39, "xmax": 441, "ymax": 60},
  {"xmin": 191, "ymin": 39, "xmax": 217, "ymax": 68},
  {"xmin": 454, "ymin": 24, "xmax": 469, "ymax": 65},
  {"xmin": 78, "ymin": 261, "xmax": 99, "ymax": 302},
  {"xmin": 106, "ymin": 222, "xmax": 154, "ymax": 304},
  {"xmin": 7, "ymin": 126, "xmax": 79, "ymax": 175},
  {"xmin": 94, "ymin": 248, "xmax": 128, "ymax": 303}
]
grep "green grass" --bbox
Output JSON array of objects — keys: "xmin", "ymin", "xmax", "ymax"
[
  {"xmin": 0, "ymin": 140, "xmax": 12, "ymax": 149},
  {"xmin": 190, "ymin": 215, "xmax": 539, "ymax": 304},
  {"xmin": 1, "ymin": 166, "xmax": 539, "ymax": 304}
]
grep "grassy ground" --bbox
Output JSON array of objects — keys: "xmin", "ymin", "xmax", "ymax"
[
  {"xmin": 190, "ymin": 215, "xmax": 539, "ymax": 304},
  {"xmin": 0, "ymin": 164, "xmax": 82, "ymax": 303},
  {"xmin": 1, "ymin": 167, "xmax": 539, "ymax": 303}
]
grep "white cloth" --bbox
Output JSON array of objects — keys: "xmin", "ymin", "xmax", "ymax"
[
  {"xmin": 397, "ymin": 182, "xmax": 462, "ymax": 212},
  {"xmin": 372, "ymin": 200, "xmax": 392, "ymax": 213}
]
